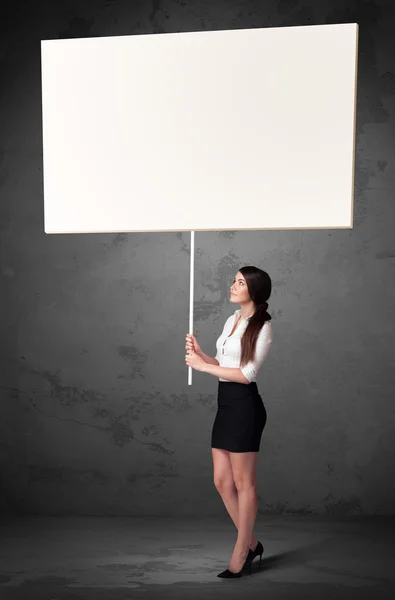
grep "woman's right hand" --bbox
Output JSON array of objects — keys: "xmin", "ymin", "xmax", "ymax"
[{"xmin": 185, "ymin": 333, "xmax": 202, "ymax": 356}]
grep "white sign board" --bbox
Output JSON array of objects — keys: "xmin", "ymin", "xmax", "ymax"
[{"xmin": 41, "ymin": 23, "xmax": 358, "ymax": 234}]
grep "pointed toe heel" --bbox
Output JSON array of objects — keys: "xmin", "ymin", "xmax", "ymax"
[{"xmin": 217, "ymin": 568, "xmax": 244, "ymax": 578}]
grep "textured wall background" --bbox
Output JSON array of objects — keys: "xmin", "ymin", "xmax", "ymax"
[{"xmin": 1, "ymin": 0, "xmax": 394, "ymax": 516}]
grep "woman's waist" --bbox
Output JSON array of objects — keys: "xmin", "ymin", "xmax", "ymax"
[
  {"xmin": 218, "ymin": 381, "xmax": 258, "ymax": 389},
  {"xmin": 217, "ymin": 381, "xmax": 261, "ymax": 401}
]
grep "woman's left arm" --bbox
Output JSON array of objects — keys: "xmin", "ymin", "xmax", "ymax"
[
  {"xmin": 238, "ymin": 322, "xmax": 273, "ymax": 383},
  {"xmin": 203, "ymin": 364, "xmax": 250, "ymax": 384}
]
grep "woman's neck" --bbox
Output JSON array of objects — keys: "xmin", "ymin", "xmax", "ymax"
[{"xmin": 239, "ymin": 302, "xmax": 255, "ymax": 320}]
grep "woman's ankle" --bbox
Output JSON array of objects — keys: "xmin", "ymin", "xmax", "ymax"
[{"xmin": 249, "ymin": 536, "xmax": 258, "ymax": 550}]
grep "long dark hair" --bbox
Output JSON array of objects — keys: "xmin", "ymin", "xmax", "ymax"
[{"xmin": 238, "ymin": 266, "xmax": 272, "ymax": 367}]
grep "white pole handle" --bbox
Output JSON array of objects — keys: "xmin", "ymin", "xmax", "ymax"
[{"xmin": 188, "ymin": 230, "xmax": 195, "ymax": 386}]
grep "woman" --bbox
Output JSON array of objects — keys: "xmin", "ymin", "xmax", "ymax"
[{"xmin": 185, "ymin": 266, "xmax": 273, "ymax": 579}]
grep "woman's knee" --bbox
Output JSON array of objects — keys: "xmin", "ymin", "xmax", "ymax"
[
  {"xmin": 233, "ymin": 478, "xmax": 257, "ymax": 492},
  {"xmin": 214, "ymin": 476, "xmax": 236, "ymax": 494}
]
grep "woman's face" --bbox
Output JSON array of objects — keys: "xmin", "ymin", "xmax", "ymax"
[{"xmin": 230, "ymin": 272, "xmax": 250, "ymax": 304}]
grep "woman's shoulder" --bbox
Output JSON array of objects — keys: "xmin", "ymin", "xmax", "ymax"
[{"xmin": 259, "ymin": 319, "xmax": 273, "ymax": 339}]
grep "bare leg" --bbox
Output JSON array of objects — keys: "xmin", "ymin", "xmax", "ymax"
[
  {"xmin": 217, "ymin": 483, "xmax": 258, "ymax": 551},
  {"xmin": 212, "ymin": 449, "xmax": 258, "ymax": 551},
  {"xmin": 227, "ymin": 452, "xmax": 259, "ymax": 572}
]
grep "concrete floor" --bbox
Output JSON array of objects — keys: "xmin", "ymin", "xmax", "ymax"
[{"xmin": 0, "ymin": 515, "xmax": 395, "ymax": 599}]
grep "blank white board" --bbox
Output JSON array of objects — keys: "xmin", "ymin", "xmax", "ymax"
[{"xmin": 41, "ymin": 23, "xmax": 358, "ymax": 234}]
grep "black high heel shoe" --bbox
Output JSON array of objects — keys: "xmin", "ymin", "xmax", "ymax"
[
  {"xmin": 217, "ymin": 549, "xmax": 253, "ymax": 578},
  {"xmin": 244, "ymin": 540, "xmax": 264, "ymax": 571}
]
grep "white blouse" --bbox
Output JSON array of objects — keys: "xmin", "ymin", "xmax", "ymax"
[{"xmin": 215, "ymin": 309, "xmax": 273, "ymax": 383}]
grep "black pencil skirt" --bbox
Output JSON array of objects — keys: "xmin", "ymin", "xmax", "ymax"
[{"xmin": 211, "ymin": 381, "xmax": 267, "ymax": 453}]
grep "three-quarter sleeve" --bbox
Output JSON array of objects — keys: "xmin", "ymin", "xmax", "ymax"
[{"xmin": 239, "ymin": 321, "xmax": 273, "ymax": 383}]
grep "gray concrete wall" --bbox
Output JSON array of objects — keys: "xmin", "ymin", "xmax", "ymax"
[{"xmin": 1, "ymin": 0, "xmax": 394, "ymax": 516}]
